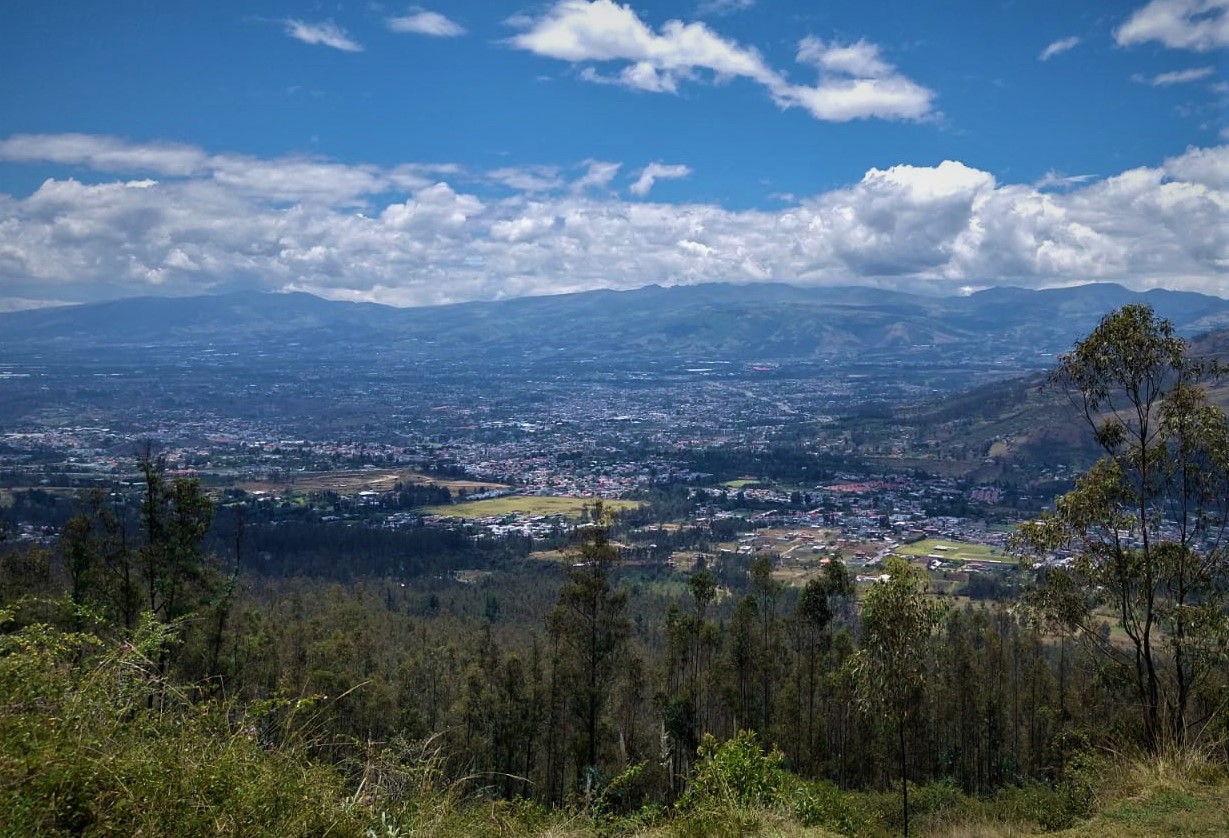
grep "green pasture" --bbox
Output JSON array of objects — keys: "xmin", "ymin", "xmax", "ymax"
[
  {"xmin": 893, "ymin": 537, "xmax": 1014, "ymax": 564},
  {"xmin": 425, "ymin": 495, "xmax": 641, "ymax": 520}
]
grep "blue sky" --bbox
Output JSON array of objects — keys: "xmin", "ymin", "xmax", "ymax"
[{"xmin": 0, "ymin": 0, "xmax": 1225, "ymax": 308}]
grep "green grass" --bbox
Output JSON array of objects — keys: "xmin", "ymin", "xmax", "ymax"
[
  {"xmin": 721, "ymin": 479, "xmax": 760, "ymax": 489},
  {"xmin": 425, "ymin": 496, "xmax": 641, "ymax": 519},
  {"xmin": 1051, "ymin": 749, "xmax": 1229, "ymax": 838},
  {"xmin": 894, "ymin": 538, "xmax": 1014, "ymax": 564}
]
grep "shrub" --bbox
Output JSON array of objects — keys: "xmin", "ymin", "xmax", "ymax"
[
  {"xmin": 791, "ymin": 779, "xmax": 890, "ymax": 836},
  {"xmin": 679, "ymin": 730, "xmax": 788, "ymax": 814},
  {"xmin": 0, "ymin": 612, "xmax": 366, "ymax": 837}
]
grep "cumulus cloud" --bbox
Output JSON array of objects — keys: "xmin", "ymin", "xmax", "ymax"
[
  {"xmin": 629, "ymin": 163, "xmax": 692, "ymax": 196},
  {"xmin": 386, "ymin": 9, "xmax": 466, "ymax": 37},
  {"xmin": 783, "ymin": 37, "xmax": 934, "ymax": 121},
  {"xmin": 1163, "ymin": 144, "xmax": 1229, "ymax": 187},
  {"xmin": 0, "ymin": 134, "xmax": 1226, "ymax": 308},
  {"xmin": 507, "ymin": 0, "xmax": 934, "ymax": 121},
  {"xmin": 1116, "ymin": 0, "xmax": 1229, "ymax": 50},
  {"xmin": 1039, "ymin": 36, "xmax": 1080, "ymax": 60},
  {"xmin": 283, "ymin": 19, "xmax": 363, "ymax": 52}
]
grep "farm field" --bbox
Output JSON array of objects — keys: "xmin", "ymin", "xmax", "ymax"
[
  {"xmin": 894, "ymin": 537, "xmax": 1014, "ymax": 563},
  {"xmin": 425, "ymin": 495, "xmax": 641, "ymax": 519}
]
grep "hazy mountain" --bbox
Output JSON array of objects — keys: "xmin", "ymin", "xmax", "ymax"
[
  {"xmin": 3, "ymin": 282, "xmax": 1228, "ymax": 364},
  {"xmin": 844, "ymin": 321, "xmax": 1229, "ymax": 481}
]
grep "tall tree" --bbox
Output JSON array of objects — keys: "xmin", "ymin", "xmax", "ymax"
[
  {"xmin": 791, "ymin": 576, "xmax": 833, "ymax": 774},
  {"xmin": 62, "ymin": 487, "xmax": 137, "ymax": 629},
  {"xmin": 854, "ymin": 556, "xmax": 943, "ymax": 837},
  {"xmin": 59, "ymin": 451, "xmax": 228, "ymax": 681},
  {"xmin": 134, "ymin": 451, "xmax": 215, "ymax": 627},
  {"xmin": 1016, "ymin": 304, "xmax": 1229, "ymax": 750},
  {"xmin": 750, "ymin": 554, "xmax": 784, "ymax": 733},
  {"xmin": 547, "ymin": 504, "xmax": 631, "ymax": 789}
]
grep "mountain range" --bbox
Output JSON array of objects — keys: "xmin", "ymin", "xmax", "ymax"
[{"xmin": 3, "ymin": 282, "xmax": 1229, "ymax": 365}]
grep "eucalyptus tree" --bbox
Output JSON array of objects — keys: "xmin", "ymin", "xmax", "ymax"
[
  {"xmin": 60, "ymin": 451, "xmax": 230, "ymax": 681},
  {"xmin": 853, "ymin": 556, "xmax": 943, "ymax": 837},
  {"xmin": 546, "ymin": 503, "xmax": 631, "ymax": 789},
  {"xmin": 1016, "ymin": 304, "xmax": 1229, "ymax": 751}
]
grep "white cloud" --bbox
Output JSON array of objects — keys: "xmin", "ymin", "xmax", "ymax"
[
  {"xmin": 1035, "ymin": 171, "xmax": 1099, "ymax": 189},
  {"xmin": 508, "ymin": 0, "xmax": 774, "ymax": 82},
  {"xmin": 780, "ymin": 38, "xmax": 935, "ymax": 121},
  {"xmin": 1, "ymin": 134, "xmax": 1226, "ymax": 308},
  {"xmin": 0, "ymin": 133, "xmax": 207, "ymax": 175},
  {"xmin": 1116, "ymin": 0, "xmax": 1229, "ymax": 51},
  {"xmin": 572, "ymin": 160, "xmax": 622, "ymax": 192},
  {"xmin": 386, "ymin": 9, "xmax": 466, "ymax": 37},
  {"xmin": 487, "ymin": 166, "xmax": 566, "ymax": 192},
  {"xmin": 1039, "ymin": 36, "xmax": 1080, "ymax": 61},
  {"xmin": 508, "ymin": 1, "xmax": 934, "ymax": 122},
  {"xmin": 284, "ymin": 19, "xmax": 363, "ymax": 52},
  {"xmin": 630, "ymin": 163, "xmax": 692, "ymax": 196},
  {"xmin": 814, "ymin": 161, "xmax": 998, "ymax": 276},
  {"xmin": 380, "ymin": 182, "xmax": 484, "ymax": 232},
  {"xmin": 697, "ymin": 0, "xmax": 754, "ymax": 15},
  {"xmin": 1140, "ymin": 66, "xmax": 1216, "ymax": 85},
  {"xmin": 797, "ymin": 38, "xmax": 892, "ymax": 77},
  {"xmin": 1163, "ymin": 144, "xmax": 1229, "ymax": 187},
  {"xmin": 580, "ymin": 63, "xmax": 680, "ymax": 92}
]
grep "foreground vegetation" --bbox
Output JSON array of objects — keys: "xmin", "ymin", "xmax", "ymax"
[{"xmin": 2, "ymin": 613, "xmax": 1225, "ymax": 838}]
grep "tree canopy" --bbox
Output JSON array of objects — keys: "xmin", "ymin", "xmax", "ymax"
[{"xmin": 1016, "ymin": 304, "xmax": 1229, "ymax": 751}]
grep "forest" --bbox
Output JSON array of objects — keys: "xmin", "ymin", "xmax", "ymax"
[{"xmin": 2, "ymin": 306, "xmax": 1228, "ymax": 837}]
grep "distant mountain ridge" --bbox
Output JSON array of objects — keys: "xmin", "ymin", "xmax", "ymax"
[
  {"xmin": 4, "ymin": 282, "xmax": 1229, "ymax": 364},
  {"xmin": 842, "ymin": 314, "xmax": 1229, "ymax": 481}
]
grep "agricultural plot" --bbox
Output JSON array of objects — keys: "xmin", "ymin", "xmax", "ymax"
[{"xmin": 893, "ymin": 538, "xmax": 1014, "ymax": 564}]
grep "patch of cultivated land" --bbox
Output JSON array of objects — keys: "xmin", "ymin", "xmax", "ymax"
[
  {"xmin": 426, "ymin": 495, "xmax": 641, "ymax": 519},
  {"xmin": 893, "ymin": 537, "xmax": 1014, "ymax": 563}
]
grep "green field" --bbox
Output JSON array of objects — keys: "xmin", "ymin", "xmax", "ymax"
[
  {"xmin": 721, "ymin": 478, "xmax": 760, "ymax": 488},
  {"xmin": 425, "ymin": 495, "xmax": 641, "ymax": 519},
  {"xmin": 893, "ymin": 537, "xmax": 1014, "ymax": 563}
]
